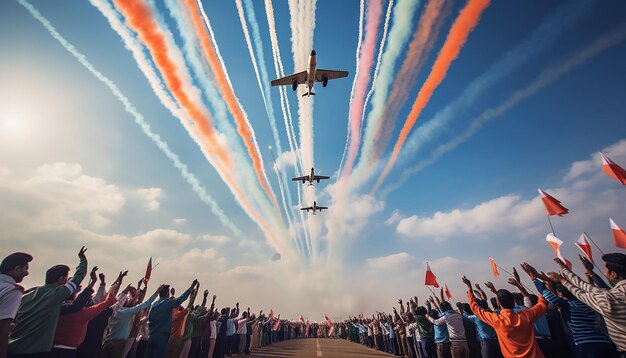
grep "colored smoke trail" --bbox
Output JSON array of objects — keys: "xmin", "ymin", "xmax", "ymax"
[
  {"xmin": 182, "ymin": 0, "xmax": 280, "ymax": 212},
  {"xmin": 111, "ymin": 0, "xmax": 290, "ymax": 254},
  {"xmin": 341, "ymin": 0, "xmax": 384, "ymax": 178},
  {"xmin": 374, "ymin": 0, "xmax": 491, "ymax": 192},
  {"xmin": 338, "ymin": 0, "xmax": 365, "ymax": 176},
  {"xmin": 382, "ymin": 22, "xmax": 626, "ymax": 196},
  {"xmin": 16, "ymin": 0, "xmax": 243, "ymax": 239},
  {"xmin": 400, "ymin": 0, "xmax": 591, "ymax": 168},
  {"xmin": 373, "ymin": 0, "xmax": 450, "ymax": 159}
]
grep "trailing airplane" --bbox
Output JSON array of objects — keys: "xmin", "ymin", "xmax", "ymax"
[
  {"xmin": 300, "ymin": 201, "xmax": 328, "ymax": 215},
  {"xmin": 292, "ymin": 167, "xmax": 330, "ymax": 185},
  {"xmin": 271, "ymin": 50, "xmax": 348, "ymax": 97}
]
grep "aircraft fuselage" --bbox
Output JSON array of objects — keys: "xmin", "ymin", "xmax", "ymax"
[{"xmin": 306, "ymin": 51, "xmax": 317, "ymax": 95}]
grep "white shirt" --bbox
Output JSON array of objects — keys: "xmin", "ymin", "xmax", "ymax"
[
  {"xmin": 0, "ymin": 274, "xmax": 23, "ymax": 321},
  {"xmin": 210, "ymin": 320, "xmax": 217, "ymax": 339}
]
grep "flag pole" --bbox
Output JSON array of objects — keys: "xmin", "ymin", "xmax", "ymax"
[
  {"xmin": 546, "ymin": 215, "xmax": 556, "ymax": 235},
  {"xmin": 496, "ymin": 264, "xmax": 533, "ymax": 292},
  {"xmin": 584, "ymin": 235, "xmax": 606, "ymax": 256}
]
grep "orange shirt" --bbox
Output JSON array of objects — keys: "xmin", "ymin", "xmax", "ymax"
[
  {"xmin": 467, "ymin": 291, "xmax": 546, "ymax": 358},
  {"xmin": 170, "ymin": 308, "xmax": 189, "ymax": 338}
]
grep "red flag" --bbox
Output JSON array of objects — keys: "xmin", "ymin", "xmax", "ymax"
[
  {"xmin": 610, "ymin": 218, "xmax": 626, "ymax": 249},
  {"xmin": 601, "ymin": 153, "xmax": 626, "ymax": 185},
  {"xmin": 424, "ymin": 262, "xmax": 439, "ymax": 288},
  {"xmin": 144, "ymin": 257, "xmax": 152, "ymax": 281},
  {"xmin": 576, "ymin": 233, "xmax": 594, "ymax": 263},
  {"xmin": 538, "ymin": 189, "xmax": 569, "ymax": 216},
  {"xmin": 323, "ymin": 314, "xmax": 331, "ymax": 324},
  {"xmin": 489, "ymin": 257, "xmax": 500, "ymax": 278},
  {"xmin": 444, "ymin": 284, "xmax": 452, "ymax": 300},
  {"xmin": 546, "ymin": 233, "xmax": 572, "ymax": 269},
  {"xmin": 273, "ymin": 319, "xmax": 280, "ymax": 330}
]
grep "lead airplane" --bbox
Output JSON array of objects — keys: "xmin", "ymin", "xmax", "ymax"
[
  {"xmin": 271, "ymin": 50, "xmax": 348, "ymax": 97},
  {"xmin": 292, "ymin": 167, "xmax": 330, "ymax": 186},
  {"xmin": 301, "ymin": 201, "xmax": 328, "ymax": 215}
]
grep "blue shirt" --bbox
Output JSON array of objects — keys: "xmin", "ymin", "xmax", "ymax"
[
  {"xmin": 226, "ymin": 318, "xmax": 236, "ymax": 336},
  {"xmin": 148, "ymin": 289, "xmax": 191, "ymax": 335},
  {"xmin": 462, "ymin": 314, "xmax": 497, "ymax": 341},
  {"xmin": 385, "ymin": 323, "xmax": 395, "ymax": 339},
  {"xmin": 432, "ymin": 317, "xmax": 449, "ymax": 343},
  {"xmin": 106, "ymin": 293, "xmax": 157, "ymax": 341}
]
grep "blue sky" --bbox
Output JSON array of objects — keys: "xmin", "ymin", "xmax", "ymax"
[{"xmin": 1, "ymin": 0, "xmax": 626, "ymax": 318}]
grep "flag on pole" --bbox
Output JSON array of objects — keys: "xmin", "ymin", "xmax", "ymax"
[
  {"xmin": 576, "ymin": 233, "xmax": 594, "ymax": 263},
  {"xmin": 601, "ymin": 153, "xmax": 626, "ymax": 185},
  {"xmin": 425, "ymin": 262, "xmax": 440, "ymax": 288},
  {"xmin": 299, "ymin": 315, "xmax": 305, "ymax": 324},
  {"xmin": 323, "ymin": 314, "xmax": 331, "ymax": 323},
  {"xmin": 269, "ymin": 309, "xmax": 274, "ymax": 319},
  {"xmin": 546, "ymin": 233, "xmax": 572, "ymax": 269},
  {"xmin": 444, "ymin": 284, "xmax": 452, "ymax": 300},
  {"xmin": 489, "ymin": 257, "xmax": 500, "ymax": 278},
  {"xmin": 610, "ymin": 218, "xmax": 626, "ymax": 249},
  {"xmin": 144, "ymin": 257, "xmax": 152, "ymax": 281},
  {"xmin": 538, "ymin": 189, "xmax": 569, "ymax": 216},
  {"xmin": 273, "ymin": 319, "xmax": 280, "ymax": 330}
]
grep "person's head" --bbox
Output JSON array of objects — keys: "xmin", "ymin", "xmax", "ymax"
[
  {"xmin": 475, "ymin": 298, "xmax": 489, "ymax": 311},
  {"xmin": 603, "ymin": 253, "xmax": 626, "ymax": 284},
  {"xmin": 429, "ymin": 310, "xmax": 439, "ymax": 319},
  {"xmin": 511, "ymin": 292, "xmax": 524, "ymax": 306},
  {"xmin": 159, "ymin": 285, "xmax": 170, "ymax": 298},
  {"xmin": 221, "ymin": 307, "xmax": 227, "ymax": 315},
  {"xmin": 496, "ymin": 289, "xmax": 515, "ymax": 309},
  {"xmin": 528, "ymin": 294, "xmax": 539, "ymax": 306},
  {"xmin": 461, "ymin": 303, "xmax": 473, "ymax": 315},
  {"xmin": 45, "ymin": 264, "xmax": 70, "ymax": 286},
  {"xmin": 554, "ymin": 283, "xmax": 574, "ymax": 300},
  {"xmin": 415, "ymin": 306, "xmax": 427, "ymax": 316},
  {"xmin": 242, "ymin": 311, "xmax": 248, "ymax": 318},
  {"xmin": 440, "ymin": 301, "xmax": 452, "ymax": 312},
  {"xmin": 1, "ymin": 252, "xmax": 33, "ymax": 283},
  {"xmin": 490, "ymin": 297, "xmax": 499, "ymax": 310}
]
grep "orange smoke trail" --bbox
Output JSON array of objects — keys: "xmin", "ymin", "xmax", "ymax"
[
  {"xmin": 181, "ymin": 0, "xmax": 279, "ymax": 212},
  {"xmin": 374, "ymin": 0, "xmax": 490, "ymax": 191},
  {"xmin": 372, "ymin": 0, "xmax": 450, "ymax": 160},
  {"xmin": 113, "ymin": 0, "xmax": 287, "ymax": 253}
]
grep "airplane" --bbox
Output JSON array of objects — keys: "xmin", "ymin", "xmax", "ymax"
[
  {"xmin": 292, "ymin": 167, "xmax": 330, "ymax": 185},
  {"xmin": 271, "ymin": 50, "xmax": 348, "ymax": 97},
  {"xmin": 300, "ymin": 201, "xmax": 328, "ymax": 215}
]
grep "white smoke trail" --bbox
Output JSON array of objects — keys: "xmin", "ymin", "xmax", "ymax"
[
  {"xmin": 382, "ymin": 23, "xmax": 626, "ymax": 196},
  {"xmin": 16, "ymin": 0, "xmax": 244, "ymax": 239},
  {"xmin": 338, "ymin": 0, "xmax": 365, "ymax": 176}
]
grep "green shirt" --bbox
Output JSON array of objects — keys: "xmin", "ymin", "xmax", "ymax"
[
  {"xmin": 191, "ymin": 309, "xmax": 205, "ymax": 339},
  {"xmin": 8, "ymin": 256, "xmax": 87, "ymax": 354},
  {"xmin": 183, "ymin": 309, "xmax": 201, "ymax": 340}
]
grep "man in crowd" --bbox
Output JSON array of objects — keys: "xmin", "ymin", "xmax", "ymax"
[
  {"xmin": 8, "ymin": 247, "xmax": 88, "ymax": 357},
  {"xmin": 1, "ymin": 253, "xmax": 33, "ymax": 358}
]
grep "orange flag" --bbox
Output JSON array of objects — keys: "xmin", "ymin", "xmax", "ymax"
[
  {"xmin": 444, "ymin": 284, "xmax": 452, "ymax": 300},
  {"xmin": 610, "ymin": 218, "xmax": 626, "ymax": 249},
  {"xmin": 425, "ymin": 262, "xmax": 439, "ymax": 288},
  {"xmin": 546, "ymin": 233, "xmax": 572, "ymax": 269},
  {"xmin": 601, "ymin": 153, "xmax": 626, "ymax": 185},
  {"xmin": 538, "ymin": 189, "xmax": 569, "ymax": 216},
  {"xmin": 489, "ymin": 257, "xmax": 500, "ymax": 278},
  {"xmin": 576, "ymin": 233, "xmax": 594, "ymax": 263}
]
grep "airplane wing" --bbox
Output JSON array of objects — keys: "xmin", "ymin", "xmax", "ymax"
[
  {"xmin": 292, "ymin": 176, "xmax": 308, "ymax": 182},
  {"xmin": 315, "ymin": 69, "xmax": 349, "ymax": 82},
  {"xmin": 271, "ymin": 71, "xmax": 307, "ymax": 86},
  {"xmin": 318, "ymin": 206, "xmax": 328, "ymax": 210},
  {"xmin": 313, "ymin": 175, "xmax": 330, "ymax": 180},
  {"xmin": 300, "ymin": 207, "xmax": 312, "ymax": 211}
]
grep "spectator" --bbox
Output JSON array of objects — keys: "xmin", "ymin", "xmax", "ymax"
[{"xmin": 0, "ymin": 252, "xmax": 32, "ymax": 358}]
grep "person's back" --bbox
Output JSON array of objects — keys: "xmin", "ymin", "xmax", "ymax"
[{"xmin": 9, "ymin": 248, "xmax": 87, "ymax": 355}]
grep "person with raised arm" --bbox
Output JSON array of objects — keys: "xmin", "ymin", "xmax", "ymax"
[
  {"xmin": 427, "ymin": 297, "xmax": 469, "ymax": 358},
  {"xmin": 178, "ymin": 285, "xmax": 200, "ymax": 358},
  {"xmin": 145, "ymin": 279, "xmax": 197, "ymax": 358},
  {"xmin": 547, "ymin": 254, "xmax": 626, "ymax": 356},
  {"xmin": 8, "ymin": 246, "xmax": 88, "ymax": 357},
  {"xmin": 51, "ymin": 269, "xmax": 124, "ymax": 357},
  {"xmin": 463, "ymin": 275, "xmax": 547, "ymax": 358},
  {"xmin": 0, "ymin": 252, "xmax": 33, "ymax": 358}
]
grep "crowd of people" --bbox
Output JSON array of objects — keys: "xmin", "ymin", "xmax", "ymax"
[{"xmin": 1, "ymin": 246, "xmax": 625, "ymax": 358}]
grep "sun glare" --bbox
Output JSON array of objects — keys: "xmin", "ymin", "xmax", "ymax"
[{"xmin": 0, "ymin": 113, "xmax": 27, "ymax": 138}]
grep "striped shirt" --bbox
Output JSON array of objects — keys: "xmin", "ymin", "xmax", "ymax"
[
  {"xmin": 561, "ymin": 268, "xmax": 626, "ymax": 352},
  {"xmin": 533, "ymin": 279, "xmax": 610, "ymax": 346}
]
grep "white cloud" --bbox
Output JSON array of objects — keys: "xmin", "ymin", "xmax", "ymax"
[
  {"xmin": 173, "ymin": 218, "xmax": 187, "ymax": 225},
  {"xmin": 275, "ymin": 150, "xmax": 297, "ymax": 171},
  {"xmin": 564, "ymin": 139, "xmax": 626, "ymax": 181},
  {"xmin": 366, "ymin": 252, "xmax": 416, "ymax": 269},
  {"xmin": 137, "ymin": 187, "xmax": 164, "ymax": 211},
  {"xmin": 132, "ymin": 229, "xmax": 192, "ymax": 248},
  {"xmin": 385, "ymin": 209, "xmax": 402, "ymax": 225},
  {"xmin": 199, "ymin": 234, "xmax": 231, "ymax": 245}
]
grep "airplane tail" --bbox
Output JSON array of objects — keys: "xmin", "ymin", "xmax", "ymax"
[{"xmin": 301, "ymin": 92, "xmax": 316, "ymax": 97}]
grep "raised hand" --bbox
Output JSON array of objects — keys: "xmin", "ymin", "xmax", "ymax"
[
  {"xmin": 520, "ymin": 262, "xmax": 539, "ymax": 279},
  {"xmin": 554, "ymin": 258, "xmax": 568, "ymax": 270},
  {"xmin": 98, "ymin": 272, "xmax": 106, "ymax": 284},
  {"xmin": 507, "ymin": 277, "xmax": 521, "ymax": 288},
  {"xmin": 484, "ymin": 281, "xmax": 497, "ymax": 294},
  {"xmin": 462, "ymin": 276, "xmax": 472, "ymax": 289},
  {"xmin": 546, "ymin": 271, "xmax": 564, "ymax": 283},
  {"xmin": 78, "ymin": 246, "xmax": 88, "ymax": 258},
  {"xmin": 513, "ymin": 267, "xmax": 521, "ymax": 284},
  {"xmin": 578, "ymin": 254, "xmax": 594, "ymax": 273},
  {"xmin": 90, "ymin": 266, "xmax": 99, "ymax": 282}
]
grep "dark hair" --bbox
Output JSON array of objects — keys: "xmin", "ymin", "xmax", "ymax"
[
  {"xmin": 475, "ymin": 298, "xmax": 489, "ymax": 310},
  {"xmin": 440, "ymin": 301, "xmax": 452, "ymax": 311},
  {"xmin": 528, "ymin": 294, "xmax": 538, "ymax": 306},
  {"xmin": 45, "ymin": 265, "xmax": 70, "ymax": 284},
  {"xmin": 462, "ymin": 303, "xmax": 473, "ymax": 315},
  {"xmin": 159, "ymin": 285, "xmax": 170, "ymax": 297},
  {"xmin": 490, "ymin": 297, "xmax": 499, "ymax": 310},
  {"xmin": 429, "ymin": 310, "xmax": 439, "ymax": 319},
  {"xmin": 416, "ymin": 306, "xmax": 427, "ymax": 315},
  {"xmin": 603, "ymin": 253, "xmax": 626, "ymax": 279},
  {"xmin": 1, "ymin": 252, "xmax": 33, "ymax": 274},
  {"xmin": 496, "ymin": 289, "xmax": 515, "ymax": 309},
  {"xmin": 554, "ymin": 283, "xmax": 574, "ymax": 300}
]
